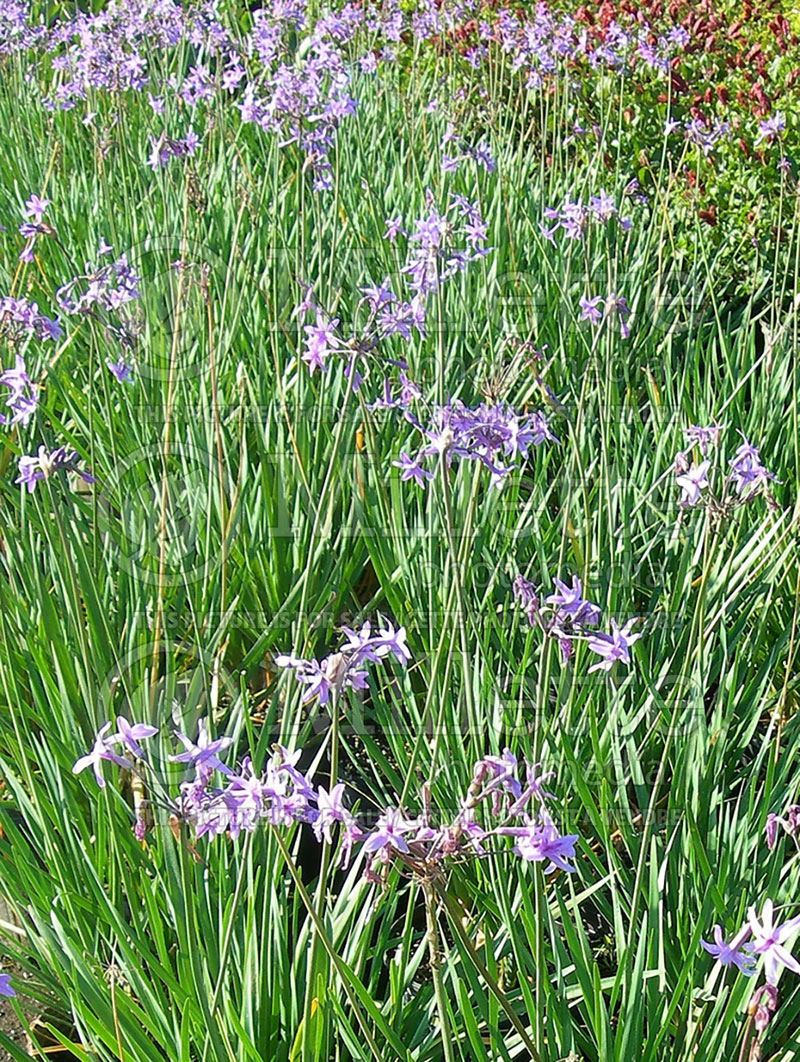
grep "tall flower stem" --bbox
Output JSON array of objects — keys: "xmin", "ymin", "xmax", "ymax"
[
  {"xmin": 302, "ymin": 689, "xmax": 340, "ymax": 1060},
  {"xmin": 423, "ymin": 882, "xmax": 456, "ymax": 1062}
]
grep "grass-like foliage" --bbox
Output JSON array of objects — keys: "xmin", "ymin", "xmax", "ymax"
[{"xmin": 0, "ymin": 0, "xmax": 799, "ymax": 1059}]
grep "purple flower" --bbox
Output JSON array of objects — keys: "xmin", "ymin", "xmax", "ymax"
[
  {"xmin": 363, "ymin": 807, "xmax": 416, "ymax": 858},
  {"xmin": 169, "ymin": 719, "xmax": 233, "ymax": 777},
  {"xmin": 676, "ymin": 459, "xmax": 710, "ymax": 507},
  {"xmin": 765, "ymin": 813, "xmax": 779, "ymax": 851},
  {"xmin": 392, "ymin": 450, "xmax": 433, "ymax": 488},
  {"xmin": 107, "ymin": 357, "xmax": 134, "ymax": 384},
  {"xmin": 72, "ymin": 722, "xmax": 132, "ymax": 788},
  {"xmin": 546, "ymin": 576, "xmax": 601, "ymax": 627},
  {"xmin": 313, "ymin": 783, "xmax": 362, "ymax": 854},
  {"xmin": 23, "ymin": 194, "xmax": 49, "ymax": 223},
  {"xmin": 360, "ymin": 278, "xmax": 396, "ymax": 312},
  {"xmin": 588, "ymin": 189, "xmax": 616, "ymax": 222},
  {"xmin": 383, "ymin": 216, "xmax": 405, "ymax": 242},
  {"xmin": 684, "ymin": 424, "xmax": 721, "ymax": 455},
  {"xmin": 586, "ymin": 618, "xmax": 640, "ymax": 673},
  {"xmin": 756, "ymin": 113, "xmax": 785, "ymax": 145},
  {"xmin": 728, "ymin": 435, "xmax": 775, "ymax": 497},
  {"xmin": 14, "ymin": 445, "xmax": 95, "ymax": 493},
  {"xmin": 701, "ymin": 923, "xmax": 756, "ymax": 975},
  {"xmin": 301, "ymin": 312, "xmax": 339, "ymax": 374},
  {"xmin": 0, "ymin": 354, "xmax": 38, "ymax": 427},
  {"xmin": 606, "ymin": 293, "xmax": 631, "ymax": 338},
  {"xmin": 748, "ymin": 899, "xmax": 800, "ymax": 984},
  {"xmin": 0, "ymin": 973, "xmax": 14, "ymax": 998},
  {"xmin": 116, "ymin": 716, "xmax": 158, "ymax": 758},
  {"xmin": 502, "ymin": 813, "xmax": 578, "ymax": 873},
  {"xmin": 579, "ymin": 295, "xmax": 603, "ymax": 324}
]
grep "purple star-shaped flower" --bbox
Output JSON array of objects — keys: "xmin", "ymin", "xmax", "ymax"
[
  {"xmin": 586, "ymin": 618, "xmax": 640, "ymax": 673},
  {"xmin": 748, "ymin": 899, "xmax": 800, "ymax": 984},
  {"xmin": 700, "ymin": 923, "xmax": 756, "ymax": 975}
]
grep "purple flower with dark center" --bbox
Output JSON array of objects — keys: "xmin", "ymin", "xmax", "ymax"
[
  {"xmin": 701, "ymin": 923, "xmax": 756, "ymax": 974},
  {"xmin": 586, "ymin": 618, "xmax": 640, "ymax": 673}
]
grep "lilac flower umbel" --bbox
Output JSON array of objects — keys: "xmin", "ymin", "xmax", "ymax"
[
  {"xmin": 74, "ymin": 714, "xmax": 579, "ymax": 886},
  {"xmin": 276, "ymin": 617, "xmax": 410, "ymax": 706},
  {"xmin": 673, "ymin": 425, "xmax": 777, "ymax": 515},
  {"xmin": 514, "ymin": 572, "xmax": 609, "ymax": 667},
  {"xmin": 392, "ymin": 398, "xmax": 557, "ymax": 489}
]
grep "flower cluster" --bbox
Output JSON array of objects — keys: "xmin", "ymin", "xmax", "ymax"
[
  {"xmin": 674, "ymin": 425, "xmax": 777, "ymax": 512},
  {"xmin": 0, "ymin": 355, "xmax": 38, "ymax": 428},
  {"xmin": 146, "ymin": 129, "xmax": 201, "ymax": 168},
  {"xmin": 275, "ymin": 618, "xmax": 410, "ymax": 705},
  {"xmin": 294, "ymin": 193, "xmax": 490, "ymax": 381},
  {"xmin": 56, "ymin": 250, "xmax": 140, "ymax": 316},
  {"xmin": 0, "ymin": 296, "xmax": 60, "ymax": 345},
  {"xmin": 15, "ymin": 444, "xmax": 95, "ymax": 493},
  {"xmin": 702, "ymin": 899, "xmax": 800, "ymax": 1037},
  {"xmin": 391, "ymin": 398, "xmax": 557, "ymax": 489},
  {"xmin": 514, "ymin": 573, "xmax": 640, "ymax": 672},
  {"xmin": 73, "ymin": 717, "xmax": 578, "ymax": 880},
  {"xmin": 362, "ymin": 749, "xmax": 578, "ymax": 876},
  {"xmin": 540, "ymin": 190, "xmax": 632, "ymax": 244},
  {"xmin": 440, "ymin": 127, "xmax": 495, "ymax": 173}
]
